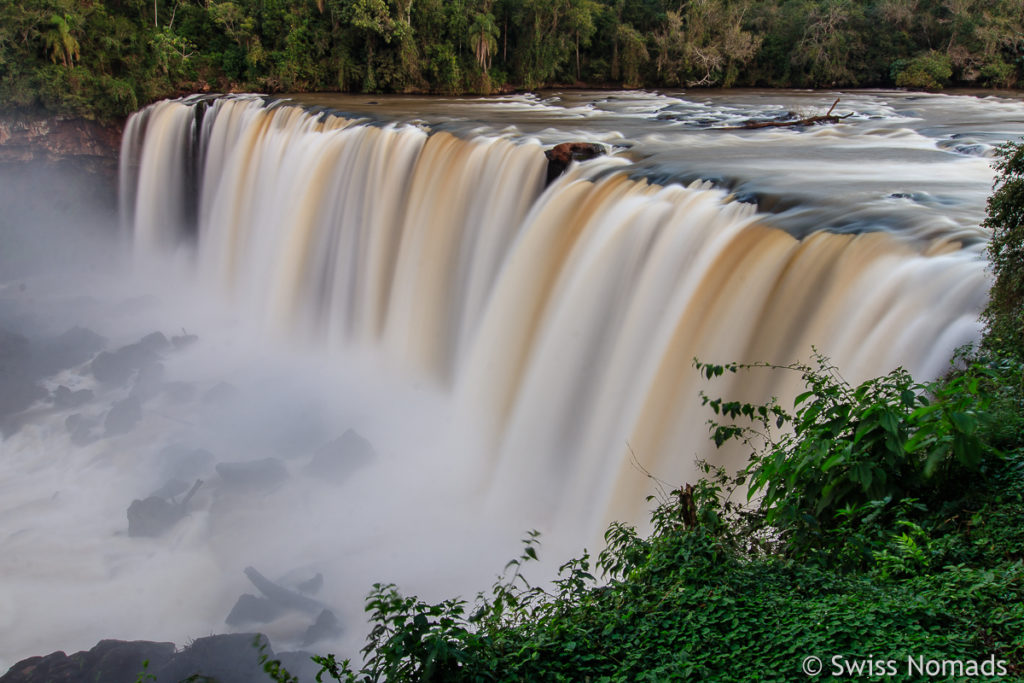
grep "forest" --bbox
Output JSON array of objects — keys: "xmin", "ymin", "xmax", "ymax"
[{"xmin": 1, "ymin": 0, "xmax": 1023, "ymax": 121}]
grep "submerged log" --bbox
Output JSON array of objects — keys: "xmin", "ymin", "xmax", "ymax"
[{"xmin": 730, "ymin": 97, "xmax": 853, "ymax": 130}]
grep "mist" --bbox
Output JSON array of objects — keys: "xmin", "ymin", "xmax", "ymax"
[{"xmin": 0, "ymin": 160, "xmax": 530, "ymax": 671}]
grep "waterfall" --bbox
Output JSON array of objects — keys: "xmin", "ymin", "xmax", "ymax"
[{"xmin": 121, "ymin": 95, "xmax": 988, "ymax": 531}]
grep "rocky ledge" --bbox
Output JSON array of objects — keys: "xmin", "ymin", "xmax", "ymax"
[
  {"xmin": 0, "ymin": 115, "xmax": 123, "ymax": 176},
  {"xmin": 0, "ymin": 634, "xmax": 323, "ymax": 683}
]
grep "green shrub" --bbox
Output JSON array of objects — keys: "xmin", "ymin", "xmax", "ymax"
[
  {"xmin": 980, "ymin": 58, "xmax": 1016, "ymax": 88},
  {"xmin": 695, "ymin": 353, "xmax": 996, "ymax": 564},
  {"xmin": 983, "ymin": 140, "xmax": 1024, "ymax": 357},
  {"xmin": 891, "ymin": 51, "xmax": 952, "ymax": 90}
]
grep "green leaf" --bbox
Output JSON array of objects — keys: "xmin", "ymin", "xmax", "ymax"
[{"xmin": 821, "ymin": 453, "xmax": 845, "ymax": 472}]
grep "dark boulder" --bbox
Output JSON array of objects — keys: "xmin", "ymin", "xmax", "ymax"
[
  {"xmin": 0, "ymin": 329, "xmax": 46, "ymax": 426},
  {"xmin": 1, "ymin": 635, "xmax": 317, "ymax": 683},
  {"xmin": 276, "ymin": 651, "xmax": 322, "ymax": 682},
  {"xmin": 544, "ymin": 142, "xmax": 606, "ymax": 184},
  {"xmin": 91, "ymin": 348, "xmax": 154, "ymax": 386},
  {"xmin": 0, "ymin": 639, "xmax": 174, "ymax": 683},
  {"xmin": 170, "ymin": 331, "xmax": 199, "ymax": 350},
  {"xmin": 127, "ymin": 479, "xmax": 202, "ymax": 537},
  {"xmin": 129, "ymin": 362, "xmax": 165, "ymax": 402},
  {"xmin": 0, "ymin": 328, "xmax": 31, "ymax": 371},
  {"xmin": 104, "ymin": 396, "xmax": 142, "ymax": 436},
  {"xmin": 305, "ymin": 430, "xmax": 376, "ymax": 483},
  {"xmin": 302, "ymin": 609, "xmax": 341, "ymax": 646},
  {"xmin": 126, "ymin": 496, "xmax": 182, "ymax": 537},
  {"xmin": 225, "ymin": 594, "xmax": 285, "ymax": 626},
  {"xmin": 90, "ymin": 332, "xmax": 169, "ymax": 386},
  {"xmin": 65, "ymin": 413, "xmax": 99, "ymax": 446},
  {"xmin": 138, "ymin": 332, "xmax": 170, "ymax": 353},
  {"xmin": 32, "ymin": 327, "xmax": 106, "ymax": 376},
  {"xmin": 153, "ymin": 633, "xmax": 276, "ymax": 683}
]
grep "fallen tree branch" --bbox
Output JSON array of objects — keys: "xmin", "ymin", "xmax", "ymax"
[{"xmin": 725, "ymin": 97, "xmax": 853, "ymax": 130}]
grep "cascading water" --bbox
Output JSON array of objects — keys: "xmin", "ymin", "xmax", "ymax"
[
  {"xmin": 122, "ymin": 94, "xmax": 990, "ymax": 530},
  {"xmin": 4, "ymin": 90, "xmax": 1021, "ymax": 670}
]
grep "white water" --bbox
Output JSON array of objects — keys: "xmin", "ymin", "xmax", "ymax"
[{"xmin": 3, "ymin": 89, "xmax": 1023, "ymax": 671}]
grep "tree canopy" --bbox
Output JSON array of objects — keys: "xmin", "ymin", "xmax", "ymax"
[{"xmin": 1, "ymin": 0, "xmax": 1022, "ymax": 120}]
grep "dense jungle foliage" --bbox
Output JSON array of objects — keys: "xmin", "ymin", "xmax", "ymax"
[
  {"xmin": 2, "ymin": 0, "xmax": 1023, "ymax": 121},
  {"xmin": 240, "ymin": 141, "xmax": 1024, "ymax": 681}
]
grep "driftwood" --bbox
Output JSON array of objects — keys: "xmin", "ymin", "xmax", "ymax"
[
  {"xmin": 243, "ymin": 566, "xmax": 324, "ymax": 614},
  {"xmin": 728, "ymin": 97, "xmax": 853, "ymax": 130}
]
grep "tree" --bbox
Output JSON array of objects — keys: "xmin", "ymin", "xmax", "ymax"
[
  {"xmin": 653, "ymin": 0, "xmax": 760, "ymax": 87},
  {"xmin": 468, "ymin": 2, "xmax": 498, "ymax": 73},
  {"xmin": 566, "ymin": 0, "xmax": 599, "ymax": 82},
  {"xmin": 613, "ymin": 22, "xmax": 647, "ymax": 86},
  {"xmin": 790, "ymin": 0, "xmax": 865, "ymax": 86},
  {"xmin": 982, "ymin": 141, "xmax": 1024, "ymax": 355},
  {"xmin": 43, "ymin": 14, "xmax": 80, "ymax": 67}
]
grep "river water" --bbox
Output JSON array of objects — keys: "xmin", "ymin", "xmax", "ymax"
[{"xmin": 1, "ymin": 89, "xmax": 1023, "ymax": 671}]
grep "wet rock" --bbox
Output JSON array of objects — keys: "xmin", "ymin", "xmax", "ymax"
[
  {"xmin": 104, "ymin": 396, "xmax": 142, "ymax": 436},
  {"xmin": 217, "ymin": 458, "xmax": 288, "ymax": 491},
  {"xmin": 129, "ymin": 362, "xmax": 165, "ymax": 401},
  {"xmin": 127, "ymin": 497, "xmax": 182, "ymax": 537},
  {"xmin": 225, "ymin": 594, "xmax": 285, "ymax": 626},
  {"xmin": 91, "ymin": 347, "xmax": 155, "ymax": 386},
  {"xmin": 0, "ymin": 639, "xmax": 174, "ymax": 683},
  {"xmin": 544, "ymin": 141, "xmax": 605, "ymax": 184},
  {"xmin": 138, "ymin": 331, "xmax": 170, "ymax": 353},
  {"xmin": 154, "ymin": 633, "xmax": 275, "ymax": 683},
  {"xmin": 170, "ymin": 330, "xmax": 199, "ymax": 350},
  {"xmin": 2, "ymin": 635, "xmax": 312, "ymax": 683},
  {"xmin": 276, "ymin": 651, "xmax": 322, "ymax": 682},
  {"xmin": 0, "ymin": 328, "xmax": 31, "ymax": 370},
  {"xmin": 0, "ymin": 379, "xmax": 46, "ymax": 425},
  {"xmin": 127, "ymin": 479, "xmax": 202, "ymax": 537},
  {"xmin": 302, "ymin": 609, "xmax": 341, "ymax": 646},
  {"xmin": 305, "ymin": 430, "xmax": 376, "ymax": 483},
  {"xmin": 0, "ymin": 116, "xmax": 123, "ymax": 173},
  {"xmin": 52, "ymin": 385, "xmax": 94, "ymax": 409},
  {"xmin": 65, "ymin": 413, "xmax": 99, "ymax": 446},
  {"xmin": 0, "ymin": 329, "xmax": 46, "ymax": 424},
  {"xmin": 90, "ymin": 332, "xmax": 169, "ymax": 386},
  {"xmin": 33, "ymin": 326, "xmax": 106, "ymax": 375}
]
